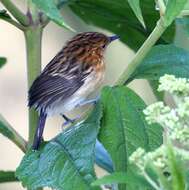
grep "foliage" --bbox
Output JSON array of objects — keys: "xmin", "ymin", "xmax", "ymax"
[
  {"xmin": 129, "ymin": 44, "xmax": 189, "ymax": 81},
  {"xmin": 94, "ymin": 75, "xmax": 189, "ymax": 190},
  {"xmin": 16, "ymin": 103, "xmax": 102, "ymax": 190},
  {"xmin": 69, "ymin": 0, "xmax": 175, "ymax": 51},
  {"xmin": 0, "ymin": 0, "xmax": 189, "ymax": 190},
  {"xmin": 0, "ymin": 57, "xmax": 6, "ymax": 68}
]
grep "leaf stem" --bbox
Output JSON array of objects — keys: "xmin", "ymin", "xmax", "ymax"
[
  {"xmin": 0, "ymin": 114, "xmax": 27, "ymax": 153},
  {"xmin": 179, "ymin": 10, "xmax": 189, "ymax": 17},
  {"xmin": 0, "ymin": 0, "xmax": 28, "ymax": 25},
  {"xmin": 0, "ymin": 171, "xmax": 18, "ymax": 183},
  {"xmin": 116, "ymin": 18, "xmax": 167, "ymax": 85},
  {"xmin": 142, "ymin": 170, "xmax": 160, "ymax": 190},
  {"xmin": 157, "ymin": 0, "xmax": 166, "ymax": 16}
]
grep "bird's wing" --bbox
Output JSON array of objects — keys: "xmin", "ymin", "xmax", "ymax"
[{"xmin": 28, "ymin": 56, "xmax": 92, "ymax": 111}]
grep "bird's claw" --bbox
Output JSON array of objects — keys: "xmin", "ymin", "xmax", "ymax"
[{"xmin": 61, "ymin": 115, "xmax": 80, "ymax": 131}]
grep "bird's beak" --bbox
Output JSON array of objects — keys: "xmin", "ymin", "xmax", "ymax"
[{"xmin": 109, "ymin": 35, "xmax": 120, "ymax": 42}]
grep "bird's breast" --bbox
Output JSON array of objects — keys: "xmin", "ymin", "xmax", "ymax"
[
  {"xmin": 76, "ymin": 61, "xmax": 105, "ymax": 97},
  {"xmin": 46, "ymin": 61, "xmax": 105, "ymax": 116}
]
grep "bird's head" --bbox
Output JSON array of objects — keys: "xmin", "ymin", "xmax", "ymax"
[{"xmin": 63, "ymin": 32, "xmax": 119, "ymax": 65}]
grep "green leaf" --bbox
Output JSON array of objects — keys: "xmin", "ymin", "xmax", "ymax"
[
  {"xmin": 99, "ymin": 86, "xmax": 163, "ymax": 185},
  {"xmin": 127, "ymin": 0, "xmax": 145, "ymax": 28},
  {"xmin": 0, "ymin": 171, "xmax": 18, "ymax": 183},
  {"xmin": 0, "ymin": 57, "xmax": 6, "ymax": 69},
  {"xmin": 129, "ymin": 44, "xmax": 189, "ymax": 81},
  {"xmin": 16, "ymin": 103, "xmax": 102, "ymax": 190},
  {"xmin": 164, "ymin": 0, "xmax": 187, "ymax": 26},
  {"xmin": 32, "ymin": 0, "xmax": 75, "ymax": 31},
  {"xmin": 92, "ymin": 168, "xmax": 154, "ymax": 189},
  {"xmin": 69, "ymin": 0, "xmax": 175, "ymax": 51},
  {"xmin": 0, "ymin": 10, "xmax": 11, "ymax": 19}
]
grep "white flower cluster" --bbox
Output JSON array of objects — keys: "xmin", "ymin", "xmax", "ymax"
[
  {"xmin": 130, "ymin": 145, "xmax": 189, "ymax": 171},
  {"xmin": 143, "ymin": 75, "xmax": 189, "ymax": 145},
  {"xmin": 158, "ymin": 74, "xmax": 189, "ymax": 96},
  {"xmin": 129, "ymin": 146, "xmax": 167, "ymax": 170},
  {"xmin": 129, "ymin": 74, "xmax": 189, "ymax": 190}
]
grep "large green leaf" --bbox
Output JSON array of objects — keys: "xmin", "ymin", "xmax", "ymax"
[
  {"xmin": 69, "ymin": 0, "xmax": 175, "ymax": 51},
  {"xmin": 16, "ymin": 103, "xmax": 102, "ymax": 190},
  {"xmin": 164, "ymin": 0, "xmax": 187, "ymax": 26},
  {"xmin": 32, "ymin": 0, "xmax": 75, "ymax": 31},
  {"xmin": 127, "ymin": 0, "xmax": 145, "ymax": 28},
  {"xmin": 0, "ymin": 57, "xmax": 6, "ymax": 69},
  {"xmin": 0, "ymin": 171, "xmax": 18, "ymax": 183},
  {"xmin": 129, "ymin": 45, "xmax": 189, "ymax": 81},
  {"xmin": 98, "ymin": 86, "xmax": 163, "ymax": 189}
]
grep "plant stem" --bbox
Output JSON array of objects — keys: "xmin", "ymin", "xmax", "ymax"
[
  {"xmin": 142, "ymin": 170, "xmax": 160, "ymax": 190},
  {"xmin": 0, "ymin": 171, "xmax": 18, "ymax": 183},
  {"xmin": 157, "ymin": 0, "xmax": 166, "ymax": 16},
  {"xmin": 116, "ymin": 18, "xmax": 167, "ymax": 85},
  {"xmin": 25, "ymin": 27, "xmax": 42, "ymax": 147},
  {"xmin": 24, "ymin": 1, "xmax": 44, "ymax": 147},
  {"xmin": 179, "ymin": 10, "xmax": 189, "ymax": 17},
  {"xmin": 0, "ymin": 0, "xmax": 28, "ymax": 25},
  {"xmin": 0, "ymin": 114, "xmax": 27, "ymax": 152}
]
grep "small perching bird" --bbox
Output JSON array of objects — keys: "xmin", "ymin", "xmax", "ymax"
[{"xmin": 29, "ymin": 32, "xmax": 119, "ymax": 150}]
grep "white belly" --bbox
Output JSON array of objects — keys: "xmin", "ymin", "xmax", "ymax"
[{"xmin": 45, "ymin": 70, "xmax": 104, "ymax": 116}]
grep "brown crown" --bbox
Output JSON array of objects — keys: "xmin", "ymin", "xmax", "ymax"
[{"xmin": 62, "ymin": 32, "xmax": 110, "ymax": 65}]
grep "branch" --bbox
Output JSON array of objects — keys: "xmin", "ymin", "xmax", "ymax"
[
  {"xmin": 0, "ymin": 114, "xmax": 27, "ymax": 153},
  {"xmin": 116, "ymin": 18, "xmax": 167, "ymax": 85},
  {"xmin": 0, "ymin": 0, "xmax": 28, "ymax": 25},
  {"xmin": 179, "ymin": 10, "xmax": 189, "ymax": 17},
  {"xmin": 0, "ymin": 171, "xmax": 18, "ymax": 183},
  {"xmin": 157, "ymin": 0, "xmax": 166, "ymax": 16},
  {"xmin": 24, "ymin": 1, "xmax": 42, "ymax": 145}
]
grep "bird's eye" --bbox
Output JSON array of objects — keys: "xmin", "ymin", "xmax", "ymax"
[{"xmin": 102, "ymin": 44, "xmax": 106, "ymax": 49}]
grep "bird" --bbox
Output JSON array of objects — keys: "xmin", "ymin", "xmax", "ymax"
[{"xmin": 28, "ymin": 32, "xmax": 119, "ymax": 150}]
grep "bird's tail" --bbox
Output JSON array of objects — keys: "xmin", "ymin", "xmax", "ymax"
[{"xmin": 32, "ymin": 111, "xmax": 47, "ymax": 150}]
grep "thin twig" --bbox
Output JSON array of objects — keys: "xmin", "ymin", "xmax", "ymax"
[
  {"xmin": 116, "ymin": 18, "xmax": 167, "ymax": 85},
  {"xmin": 0, "ymin": 114, "xmax": 27, "ymax": 153},
  {"xmin": 157, "ymin": 0, "xmax": 166, "ymax": 16},
  {"xmin": 142, "ymin": 170, "xmax": 160, "ymax": 190},
  {"xmin": 0, "ymin": 0, "xmax": 28, "ymax": 25},
  {"xmin": 179, "ymin": 10, "xmax": 189, "ymax": 17}
]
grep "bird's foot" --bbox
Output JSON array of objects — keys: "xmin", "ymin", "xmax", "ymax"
[{"xmin": 61, "ymin": 114, "xmax": 79, "ymax": 131}]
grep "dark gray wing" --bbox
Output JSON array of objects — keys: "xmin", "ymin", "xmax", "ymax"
[
  {"xmin": 29, "ymin": 75, "xmax": 83, "ymax": 109},
  {"xmin": 28, "ymin": 63, "xmax": 92, "ymax": 112}
]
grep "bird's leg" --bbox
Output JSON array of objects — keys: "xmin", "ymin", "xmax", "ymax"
[
  {"xmin": 77, "ymin": 96, "xmax": 100, "ymax": 108},
  {"xmin": 61, "ymin": 114, "xmax": 81, "ymax": 131},
  {"xmin": 61, "ymin": 114, "xmax": 75, "ymax": 126}
]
